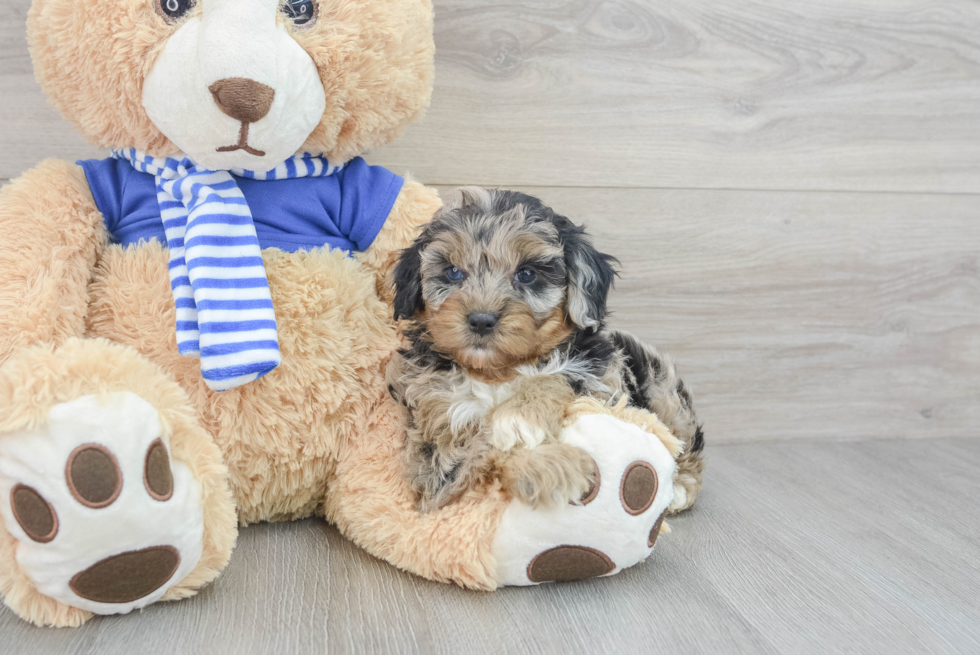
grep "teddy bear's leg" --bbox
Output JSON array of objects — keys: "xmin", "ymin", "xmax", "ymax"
[
  {"xmin": 324, "ymin": 393, "xmax": 680, "ymax": 589},
  {"xmin": 323, "ymin": 392, "xmax": 507, "ymax": 590},
  {"xmin": 490, "ymin": 398, "xmax": 680, "ymax": 586},
  {"xmin": 0, "ymin": 160, "xmax": 107, "ymax": 366},
  {"xmin": 0, "ymin": 338, "xmax": 238, "ymax": 627}
]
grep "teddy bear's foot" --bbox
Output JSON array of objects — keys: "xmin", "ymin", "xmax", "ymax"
[
  {"xmin": 491, "ymin": 403, "xmax": 679, "ymax": 586},
  {"xmin": 1, "ymin": 392, "xmax": 204, "ymax": 615},
  {"xmin": 0, "ymin": 339, "xmax": 237, "ymax": 626},
  {"xmin": 326, "ymin": 394, "xmax": 682, "ymax": 592}
]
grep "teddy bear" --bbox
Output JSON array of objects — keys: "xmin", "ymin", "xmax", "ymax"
[{"xmin": 0, "ymin": 0, "xmax": 684, "ymax": 628}]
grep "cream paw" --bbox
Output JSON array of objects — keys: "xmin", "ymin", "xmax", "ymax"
[
  {"xmin": 0, "ymin": 392, "xmax": 205, "ymax": 615},
  {"xmin": 491, "ymin": 412, "xmax": 677, "ymax": 585}
]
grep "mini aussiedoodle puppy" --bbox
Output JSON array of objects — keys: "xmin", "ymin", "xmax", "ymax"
[{"xmin": 388, "ymin": 188, "xmax": 704, "ymax": 513}]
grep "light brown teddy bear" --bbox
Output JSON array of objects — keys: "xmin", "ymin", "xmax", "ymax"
[{"xmin": 0, "ymin": 0, "xmax": 686, "ymax": 628}]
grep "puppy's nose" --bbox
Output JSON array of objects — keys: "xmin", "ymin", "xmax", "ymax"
[
  {"xmin": 208, "ymin": 78, "xmax": 275, "ymax": 124},
  {"xmin": 467, "ymin": 312, "xmax": 498, "ymax": 336}
]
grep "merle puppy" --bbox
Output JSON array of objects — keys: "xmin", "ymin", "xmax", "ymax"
[{"xmin": 388, "ymin": 188, "xmax": 704, "ymax": 512}]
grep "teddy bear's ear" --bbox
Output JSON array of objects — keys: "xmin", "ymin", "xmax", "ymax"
[{"xmin": 392, "ymin": 233, "xmax": 431, "ymax": 321}]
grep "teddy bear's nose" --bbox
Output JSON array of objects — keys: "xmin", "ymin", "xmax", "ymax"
[{"xmin": 208, "ymin": 77, "xmax": 275, "ymax": 124}]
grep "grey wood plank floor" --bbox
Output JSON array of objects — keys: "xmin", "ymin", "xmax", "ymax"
[
  {"xmin": 2, "ymin": 0, "xmax": 979, "ymax": 652},
  {"xmin": 2, "ymin": 438, "xmax": 978, "ymax": 655}
]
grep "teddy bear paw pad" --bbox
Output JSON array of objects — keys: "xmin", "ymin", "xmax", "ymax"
[
  {"xmin": 491, "ymin": 413, "xmax": 677, "ymax": 586},
  {"xmin": 0, "ymin": 392, "xmax": 204, "ymax": 614}
]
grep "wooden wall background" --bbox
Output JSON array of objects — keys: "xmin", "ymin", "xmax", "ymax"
[
  {"xmin": 4, "ymin": 0, "xmax": 976, "ymax": 444},
  {"xmin": 2, "ymin": 0, "xmax": 980, "ymax": 652}
]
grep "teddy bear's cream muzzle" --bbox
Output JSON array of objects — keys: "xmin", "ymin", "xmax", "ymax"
[{"xmin": 142, "ymin": 0, "xmax": 326, "ymax": 172}]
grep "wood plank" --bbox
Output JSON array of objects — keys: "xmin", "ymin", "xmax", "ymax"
[
  {"xmin": 1, "ymin": 176, "xmax": 976, "ymax": 444},
  {"xmin": 2, "ymin": 74, "xmax": 102, "ymax": 176},
  {"xmin": 2, "ymin": 438, "xmax": 978, "ymax": 654},
  {"xmin": 429, "ymin": 185, "xmax": 980, "ymax": 444},
  {"xmin": 2, "ymin": 0, "xmax": 980, "ymax": 192},
  {"xmin": 386, "ymin": 0, "xmax": 980, "ymax": 192},
  {"xmin": 0, "ymin": 0, "xmax": 104, "ymax": 174}
]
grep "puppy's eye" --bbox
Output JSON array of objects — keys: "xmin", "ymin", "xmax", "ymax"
[
  {"xmin": 282, "ymin": 0, "xmax": 317, "ymax": 28},
  {"xmin": 445, "ymin": 266, "xmax": 465, "ymax": 282},
  {"xmin": 155, "ymin": 0, "xmax": 195, "ymax": 23},
  {"xmin": 515, "ymin": 267, "xmax": 536, "ymax": 284}
]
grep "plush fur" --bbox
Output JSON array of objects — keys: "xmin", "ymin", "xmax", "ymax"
[
  {"xmin": 389, "ymin": 188, "xmax": 705, "ymax": 513},
  {"xmin": 85, "ymin": 237, "xmax": 400, "ymax": 523},
  {"xmin": 0, "ymin": 166, "xmax": 443, "ymax": 628},
  {"xmin": 0, "ymin": 338, "xmax": 237, "ymax": 627},
  {"xmin": 80, "ymin": 182, "xmax": 437, "ymax": 524},
  {"xmin": 0, "ymin": 160, "xmax": 106, "ymax": 367},
  {"xmin": 1, "ymin": 0, "xmax": 692, "ymax": 627},
  {"xmin": 28, "ymin": 0, "xmax": 434, "ymax": 164},
  {"xmin": 322, "ymin": 391, "xmax": 508, "ymax": 590},
  {"xmin": 0, "ymin": 0, "xmax": 447, "ymax": 627}
]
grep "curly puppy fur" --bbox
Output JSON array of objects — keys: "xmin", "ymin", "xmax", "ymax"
[{"xmin": 388, "ymin": 188, "xmax": 705, "ymax": 513}]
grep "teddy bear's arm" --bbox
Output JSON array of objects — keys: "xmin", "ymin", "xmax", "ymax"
[
  {"xmin": 0, "ymin": 160, "xmax": 107, "ymax": 365},
  {"xmin": 355, "ymin": 178, "xmax": 441, "ymax": 303}
]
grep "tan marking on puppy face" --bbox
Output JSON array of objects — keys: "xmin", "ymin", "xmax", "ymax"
[
  {"xmin": 534, "ymin": 307, "xmax": 575, "ymax": 354},
  {"xmin": 418, "ymin": 205, "xmax": 572, "ymax": 375}
]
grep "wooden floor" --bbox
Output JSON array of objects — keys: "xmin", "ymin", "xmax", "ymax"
[
  {"xmin": 2, "ymin": 0, "xmax": 979, "ymax": 652},
  {"xmin": 3, "ymin": 439, "xmax": 979, "ymax": 654}
]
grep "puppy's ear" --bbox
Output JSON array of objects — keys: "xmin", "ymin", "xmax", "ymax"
[
  {"xmin": 441, "ymin": 186, "xmax": 494, "ymax": 213},
  {"xmin": 392, "ymin": 233, "xmax": 429, "ymax": 321},
  {"xmin": 553, "ymin": 215, "xmax": 618, "ymax": 331}
]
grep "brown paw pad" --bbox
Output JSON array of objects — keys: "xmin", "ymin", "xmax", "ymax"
[
  {"xmin": 69, "ymin": 546, "xmax": 181, "ymax": 604},
  {"xmin": 527, "ymin": 545, "xmax": 615, "ymax": 583},
  {"xmin": 10, "ymin": 484, "xmax": 58, "ymax": 543},
  {"xmin": 66, "ymin": 444, "xmax": 122, "ymax": 509},
  {"xmin": 620, "ymin": 461, "xmax": 658, "ymax": 516},
  {"xmin": 648, "ymin": 511, "xmax": 667, "ymax": 548},
  {"xmin": 571, "ymin": 457, "xmax": 601, "ymax": 506},
  {"xmin": 144, "ymin": 439, "xmax": 174, "ymax": 501}
]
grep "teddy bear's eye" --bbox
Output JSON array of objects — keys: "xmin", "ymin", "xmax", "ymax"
[
  {"xmin": 155, "ymin": 0, "xmax": 195, "ymax": 23},
  {"xmin": 282, "ymin": 0, "xmax": 317, "ymax": 28}
]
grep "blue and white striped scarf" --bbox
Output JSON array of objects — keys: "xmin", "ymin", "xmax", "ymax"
[{"xmin": 114, "ymin": 149, "xmax": 344, "ymax": 391}]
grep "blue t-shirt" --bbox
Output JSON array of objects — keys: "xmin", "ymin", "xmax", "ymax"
[{"xmin": 78, "ymin": 156, "xmax": 404, "ymax": 253}]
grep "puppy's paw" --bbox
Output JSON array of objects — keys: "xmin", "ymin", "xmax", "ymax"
[
  {"xmin": 668, "ymin": 469, "xmax": 701, "ymax": 513},
  {"xmin": 490, "ymin": 413, "xmax": 549, "ymax": 451},
  {"xmin": 407, "ymin": 440, "xmax": 486, "ymax": 512},
  {"xmin": 498, "ymin": 442, "xmax": 595, "ymax": 509}
]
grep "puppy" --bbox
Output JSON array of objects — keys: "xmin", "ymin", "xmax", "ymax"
[{"xmin": 388, "ymin": 188, "xmax": 704, "ymax": 513}]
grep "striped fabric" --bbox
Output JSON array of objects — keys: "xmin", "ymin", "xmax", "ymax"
[{"xmin": 114, "ymin": 149, "xmax": 344, "ymax": 391}]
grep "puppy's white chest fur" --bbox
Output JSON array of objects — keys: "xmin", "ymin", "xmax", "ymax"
[
  {"xmin": 446, "ymin": 375, "xmax": 515, "ymax": 432},
  {"xmin": 447, "ymin": 373, "xmax": 545, "ymax": 452}
]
